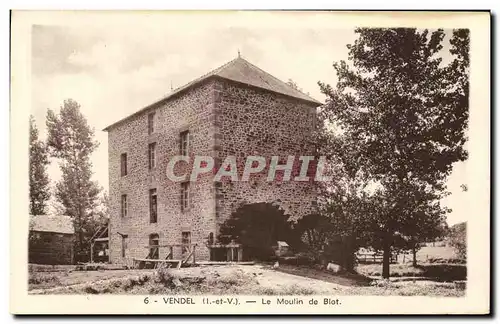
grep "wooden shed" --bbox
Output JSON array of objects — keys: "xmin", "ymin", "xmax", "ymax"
[{"xmin": 28, "ymin": 215, "xmax": 75, "ymax": 265}]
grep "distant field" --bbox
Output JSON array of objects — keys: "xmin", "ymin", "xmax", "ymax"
[
  {"xmin": 416, "ymin": 245, "xmax": 458, "ymax": 263},
  {"xmin": 356, "ymin": 244, "xmax": 465, "ymax": 285},
  {"xmin": 393, "ymin": 245, "xmax": 458, "ymax": 264}
]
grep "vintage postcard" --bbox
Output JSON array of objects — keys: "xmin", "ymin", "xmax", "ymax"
[{"xmin": 10, "ymin": 10, "xmax": 490, "ymax": 315}]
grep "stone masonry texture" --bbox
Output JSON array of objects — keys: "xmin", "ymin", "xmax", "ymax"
[{"xmin": 107, "ymin": 77, "xmax": 318, "ymax": 264}]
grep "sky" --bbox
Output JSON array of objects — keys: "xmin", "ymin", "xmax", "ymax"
[{"xmin": 29, "ymin": 11, "xmax": 468, "ymax": 225}]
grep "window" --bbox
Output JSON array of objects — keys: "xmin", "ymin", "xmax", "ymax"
[
  {"xmin": 149, "ymin": 189, "xmax": 157, "ymax": 223},
  {"xmin": 149, "ymin": 234, "xmax": 159, "ymax": 259},
  {"xmin": 180, "ymin": 182, "xmax": 189, "ymax": 212},
  {"xmin": 181, "ymin": 231, "xmax": 191, "ymax": 254},
  {"xmin": 148, "ymin": 112, "xmax": 155, "ymax": 135},
  {"xmin": 120, "ymin": 153, "xmax": 127, "ymax": 176},
  {"xmin": 148, "ymin": 142, "xmax": 156, "ymax": 170},
  {"xmin": 180, "ymin": 131, "xmax": 189, "ymax": 156},
  {"xmin": 121, "ymin": 194, "xmax": 127, "ymax": 218}
]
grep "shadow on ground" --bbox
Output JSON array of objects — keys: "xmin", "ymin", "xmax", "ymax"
[{"xmin": 417, "ymin": 264, "xmax": 467, "ymax": 281}]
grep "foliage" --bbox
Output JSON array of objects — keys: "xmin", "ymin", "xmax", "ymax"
[
  {"xmin": 46, "ymin": 99, "xmax": 102, "ymax": 262},
  {"xmin": 294, "ymin": 213, "xmax": 334, "ymax": 251},
  {"xmin": 218, "ymin": 202, "xmax": 298, "ymax": 260},
  {"xmin": 390, "ymin": 182, "xmax": 449, "ymax": 266},
  {"xmin": 29, "ymin": 115, "xmax": 50, "ymax": 216},
  {"xmin": 321, "ymin": 170, "xmax": 377, "ymax": 270},
  {"xmin": 28, "ymin": 272, "xmax": 62, "ymax": 287},
  {"xmin": 317, "ymin": 28, "xmax": 469, "ymax": 278},
  {"xmin": 28, "ymin": 217, "xmax": 43, "ymax": 252},
  {"xmin": 448, "ymin": 221, "xmax": 466, "ymax": 260},
  {"xmin": 293, "ymin": 213, "xmax": 342, "ymax": 265}
]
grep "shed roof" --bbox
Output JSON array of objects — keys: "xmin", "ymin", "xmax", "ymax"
[
  {"xmin": 277, "ymin": 241, "xmax": 289, "ymax": 247},
  {"xmin": 103, "ymin": 56, "xmax": 322, "ymax": 131},
  {"xmin": 30, "ymin": 215, "xmax": 75, "ymax": 234}
]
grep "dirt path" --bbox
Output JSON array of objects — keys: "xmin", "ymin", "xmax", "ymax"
[
  {"xmin": 178, "ymin": 264, "xmax": 344, "ymax": 293},
  {"xmin": 235, "ymin": 265, "xmax": 343, "ymax": 293}
]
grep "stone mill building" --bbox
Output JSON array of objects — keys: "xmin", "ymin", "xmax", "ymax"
[{"xmin": 103, "ymin": 56, "xmax": 321, "ymax": 264}]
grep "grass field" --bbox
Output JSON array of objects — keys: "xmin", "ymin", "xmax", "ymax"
[
  {"xmin": 416, "ymin": 245, "xmax": 459, "ymax": 263},
  {"xmin": 357, "ymin": 245, "xmax": 465, "ymax": 280},
  {"xmin": 357, "ymin": 263, "xmax": 466, "ymax": 281}
]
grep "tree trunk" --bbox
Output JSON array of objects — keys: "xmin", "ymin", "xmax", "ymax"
[
  {"xmin": 342, "ymin": 235, "xmax": 355, "ymax": 273},
  {"xmin": 412, "ymin": 244, "xmax": 417, "ymax": 267},
  {"xmin": 382, "ymin": 233, "xmax": 391, "ymax": 279}
]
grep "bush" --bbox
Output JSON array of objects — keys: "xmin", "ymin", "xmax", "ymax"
[
  {"xmin": 153, "ymin": 268, "xmax": 178, "ymax": 287},
  {"xmin": 448, "ymin": 222, "xmax": 466, "ymax": 260},
  {"xmin": 28, "ymin": 272, "xmax": 61, "ymax": 285},
  {"xmin": 428, "ymin": 257, "xmax": 466, "ymax": 264}
]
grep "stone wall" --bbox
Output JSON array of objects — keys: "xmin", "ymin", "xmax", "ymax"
[
  {"xmin": 108, "ymin": 80, "xmax": 218, "ymax": 264},
  {"xmin": 213, "ymin": 79, "xmax": 318, "ymax": 234},
  {"xmin": 107, "ymin": 77, "xmax": 318, "ymax": 264}
]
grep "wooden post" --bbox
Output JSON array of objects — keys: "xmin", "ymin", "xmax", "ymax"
[
  {"xmin": 71, "ymin": 240, "xmax": 75, "ymax": 265},
  {"xmin": 192, "ymin": 245, "xmax": 196, "ymax": 264},
  {"xmin": 90, "ymin": 242, "xmax": 94, "ymax": 263},
  {"xmin": 237, "ymin": 247, "xmax": 243, "ymax": 262}
]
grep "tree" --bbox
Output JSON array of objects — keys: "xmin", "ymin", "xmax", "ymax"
[
  {"xmin": 218, "ymin": 202, "xmax": 298, "ymax": 261},
  {"xmin": 29, "ymin": 115, "xmax": 50, "ymax": 215},
  {"xmin": 294, "ymin": 213, "xmax": 333, "ymax": 252},
  {"xmin": 311, "ymin": 124, "xmax": 376, "ymax": 272},
  {"xmin": 448, "ymin": 221, "xmax": 466, "ymax": 260},
  {"xmin": 46, "ymin": 99, "xmax": 101, "ymax": 262},
  {"xmin": 391, "ymin": 182, "xmax": 449, "ymax": 266},
  {"xmin": 93, "ymin": 191, "xmax": 110, "ymax": 224},
  {"xmin": 318, "ymin": 28, "xmax": 469, "ymax": 278},
  {"xmin": 321, "ymin": 171, "xmax": 375, "ymax": 272}
]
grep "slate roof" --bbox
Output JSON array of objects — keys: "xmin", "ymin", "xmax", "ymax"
[
  {"xmin": 30, "ymin": 215, "xmax": 75, "ymax": 234},
  {"xmin": 103, "ymin": 56, "xmax": 322, "ymax": 131}
]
